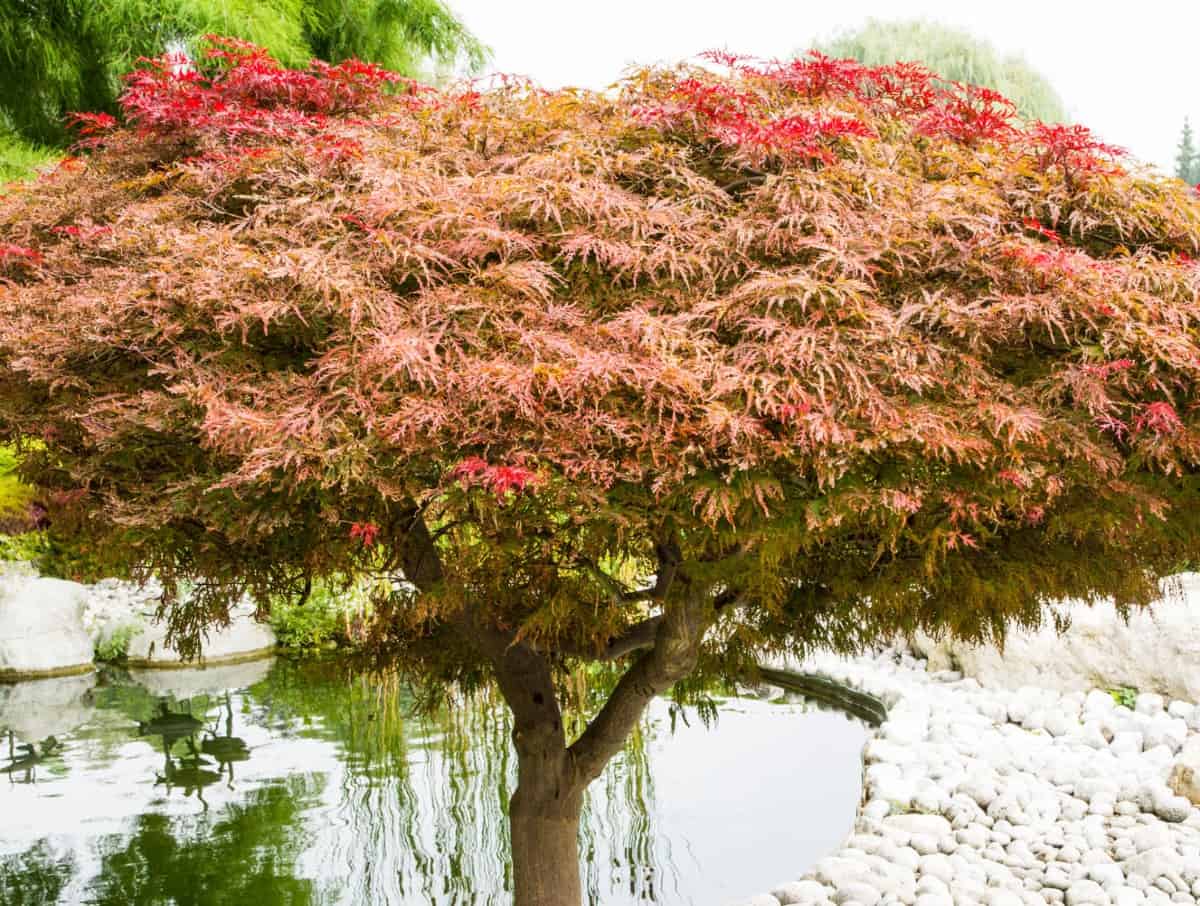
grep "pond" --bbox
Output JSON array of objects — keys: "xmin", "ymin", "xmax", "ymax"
[{"xmin": 0, "ymin": 658, "xmax": 867, "ymax": 906}]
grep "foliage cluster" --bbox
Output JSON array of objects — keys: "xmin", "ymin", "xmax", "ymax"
[
  {"xmin": 815, "ymin": 19, "xmax": 1068, "ymax": 124},
  {"xmin": 269, "ymin": 577, "xmax": 375, "ymax": 650},
  {"xmin": 0, "ymin": 442, "xmax": 34, "ymax": 529},
  {"xmin": 0, "ymin": 132, "xmax": 58, "ymax": 185},
  {"xmin": 0, "ymin": 0, "xmax": 486, "ymax": 148}
]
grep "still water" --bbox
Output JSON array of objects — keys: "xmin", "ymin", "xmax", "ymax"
[{"xmin": 0, "ymin": 658, "xmax": 866, "ymax": 905}]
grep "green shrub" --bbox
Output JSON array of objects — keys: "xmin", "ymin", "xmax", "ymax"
[
  {"xmin": 94, "ymin": 622, "xmax": 139, "ymax": 662},
  {"xmin": 0, "ymin": 530, "xmax": 50, "ymax": 564},
  {"xmin": 1110, "ymin": 686, "xmax": 1138, "ymax": 709},
  {"xmin": 270, "ymin": 578, "xmax": 374, "ymax": 650}
]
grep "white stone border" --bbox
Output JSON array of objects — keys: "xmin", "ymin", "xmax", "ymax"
[{"xmin": 733, "ymin": 649, "xmax": 1200, "ymax": 906}]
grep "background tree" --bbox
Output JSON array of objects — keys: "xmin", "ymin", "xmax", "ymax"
[
  {"xmin": 2, "ymin": 42, "xmax": 1200, "ymax": 906},
  {"xmin": 0, "ymin": 0, "xmax": 487, "ymax": 149},
  {"xmin": 1177, "ymin": 117, "xmax": 1199, "ymax": 184},
  {"xmin": 815, "ymin": 18, "xmax": 1068, "ymax": 123}
]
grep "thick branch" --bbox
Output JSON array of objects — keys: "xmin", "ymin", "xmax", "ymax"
[
  {"xmin": 568, "ymin": 584, "xmax": 713, "ymax": 781},
  {"xmin": 395, "ymin": 506, "xmax": 444, "ymax": 593}
]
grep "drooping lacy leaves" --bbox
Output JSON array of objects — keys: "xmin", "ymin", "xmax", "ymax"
[{"xmin": 1, "ymin": 41, "xmax": 1199, "ymax": 674}]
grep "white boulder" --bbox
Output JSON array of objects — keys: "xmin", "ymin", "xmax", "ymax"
[
  {"xmin": 126, "ymin": 603, "xmax": 275, "ymax": 666},
  {"xmin": 909, "ymin": 574, "xmax": 1200, "ymax": 701},
  {"xmin": 0, "ymin": 573, "xmax": 94, "ymax": 678}
]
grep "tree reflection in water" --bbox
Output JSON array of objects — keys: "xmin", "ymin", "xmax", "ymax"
[
  {"xmin": 0, "ymin": 841, "xmax": 75, "ymax": 906},
  {"xmin": 0, "ymin": 658, "xmax": 685, "ymax": 905},
  {"xmin": 88, "ymin": 781, "xmax": 320, "ymax": 906},
  {"xmin": 255, "ymin": 659, "xmax": 678, "ymax": 905}
]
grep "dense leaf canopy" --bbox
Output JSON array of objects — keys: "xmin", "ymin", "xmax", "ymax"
[{"xmin": 2, "ymin": 43, "xmax": 1200, "ymax": 679}]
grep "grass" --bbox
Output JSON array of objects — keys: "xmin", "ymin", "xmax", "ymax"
[
  {"xmin": 0, "ymin": 132, "xmax": 58, "ymax": 185},
  {"xmin": 0, "ymin": 444, "xmax": 34, "ymax": 521}
]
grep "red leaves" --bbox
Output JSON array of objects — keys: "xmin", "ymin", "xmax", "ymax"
[
  {"xmin": 451, "ymin": 457, "xmax": 540, "ymax": 497},
  {"xmin": 69, "ymin": 112, "xmax": 117, "ymax": 142},
  {"xmin": 115, "ymin": 35, "xmax": 404, "ymax": 147},
  {"xmin": 0, "ymin": 244, "xmax": 43, "ymax": 269},
  {"xmin": 778, "ymin": 401, "xmax": 812, "ymax": 422},
  {"xmin": 349, "ymin": 522, "xmax": 380, "ymax": 546},
  {"xmin": 1025, "ymin": 122, "xmax": 1124, "ymax": 175},
  {"xmin": 49, "ymin": 224, "xmax": 111, "ymax": 242},
  {"xmin": 757, "ymin": 52, "xmax": 869, "ymax": 100},
  {"xmin": 916, "ymin": 83, "xmax": 1016, "ymax": 145},
  {"xmin": 997, "ymin": 469, "xmax": 1030, "ymax": 489},
  {"xmin": 637, "ymin": 74, "xmax": 874, "ymax": 165},
  {"xmin": 1022, "ymin": 217, "xmax": 1062, "ymax": 244},
  {"xmin": 1085, "ymin": 358, "xmax": 1135, "ymax": 380}
]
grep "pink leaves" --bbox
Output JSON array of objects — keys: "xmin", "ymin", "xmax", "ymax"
[
  {"xmin": 1134, "ymin": 402, "xmax": 1182, "ymax": 436},
  {"xmin": 451, "ymin": 457, "xmax": 540, "ymax": 497}
]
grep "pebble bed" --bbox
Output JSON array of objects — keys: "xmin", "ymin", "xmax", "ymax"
[{"xmin": 739, "ymin": 648, "xmax": 1200, "ymax": 906}]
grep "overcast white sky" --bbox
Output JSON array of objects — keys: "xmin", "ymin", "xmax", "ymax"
[{"xmin": 447, "ymin": 1, "xmax": 1198, "ymax": 175}]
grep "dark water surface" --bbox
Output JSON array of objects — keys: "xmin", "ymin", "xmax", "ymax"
[{"xmin": 0, "ymin": 658, "xmax": 866, "ymax": 905}]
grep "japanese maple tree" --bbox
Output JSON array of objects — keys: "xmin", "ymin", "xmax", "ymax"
[{"xmin": 3, "ymin": 41, "xmax": 1200, "ymax": 906}]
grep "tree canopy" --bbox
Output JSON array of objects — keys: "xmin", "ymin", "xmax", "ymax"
[
  {"xmin": 816, "ymin": 19, "xmax": 1068, "ymax": 124},
  {"xmin": 2, "ymin": 41, "xmax": 1200, "ymax": 906},
  {"xmin": 0, "ymin": 0, "xmax": 487, "ymax": 147},
  {"xmin": 1177, "ymin": 118, "xmax": 1199, "ymax": 185}
]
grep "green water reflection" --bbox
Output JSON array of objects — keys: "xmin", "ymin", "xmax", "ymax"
[{"xmin": 0, "ymin": 659, "xmax": 867, "ymax": 905}]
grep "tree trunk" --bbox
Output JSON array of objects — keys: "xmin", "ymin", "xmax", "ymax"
[
  {"xmin": 509, "ymin": 769, "xmax": 584, "ymax": 906},
  {"xmin": 447, "ymin": 574, "xmax": 714, "ymax": 906}
]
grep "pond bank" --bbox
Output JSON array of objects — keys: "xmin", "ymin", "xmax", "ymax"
[
  {"xmin": 738, "ymin": 648, "xmax": 1200, "ymax": 906},
  {"xmin": 0, "ymin": 568, "xmax": 277, "ymax": 677}
]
